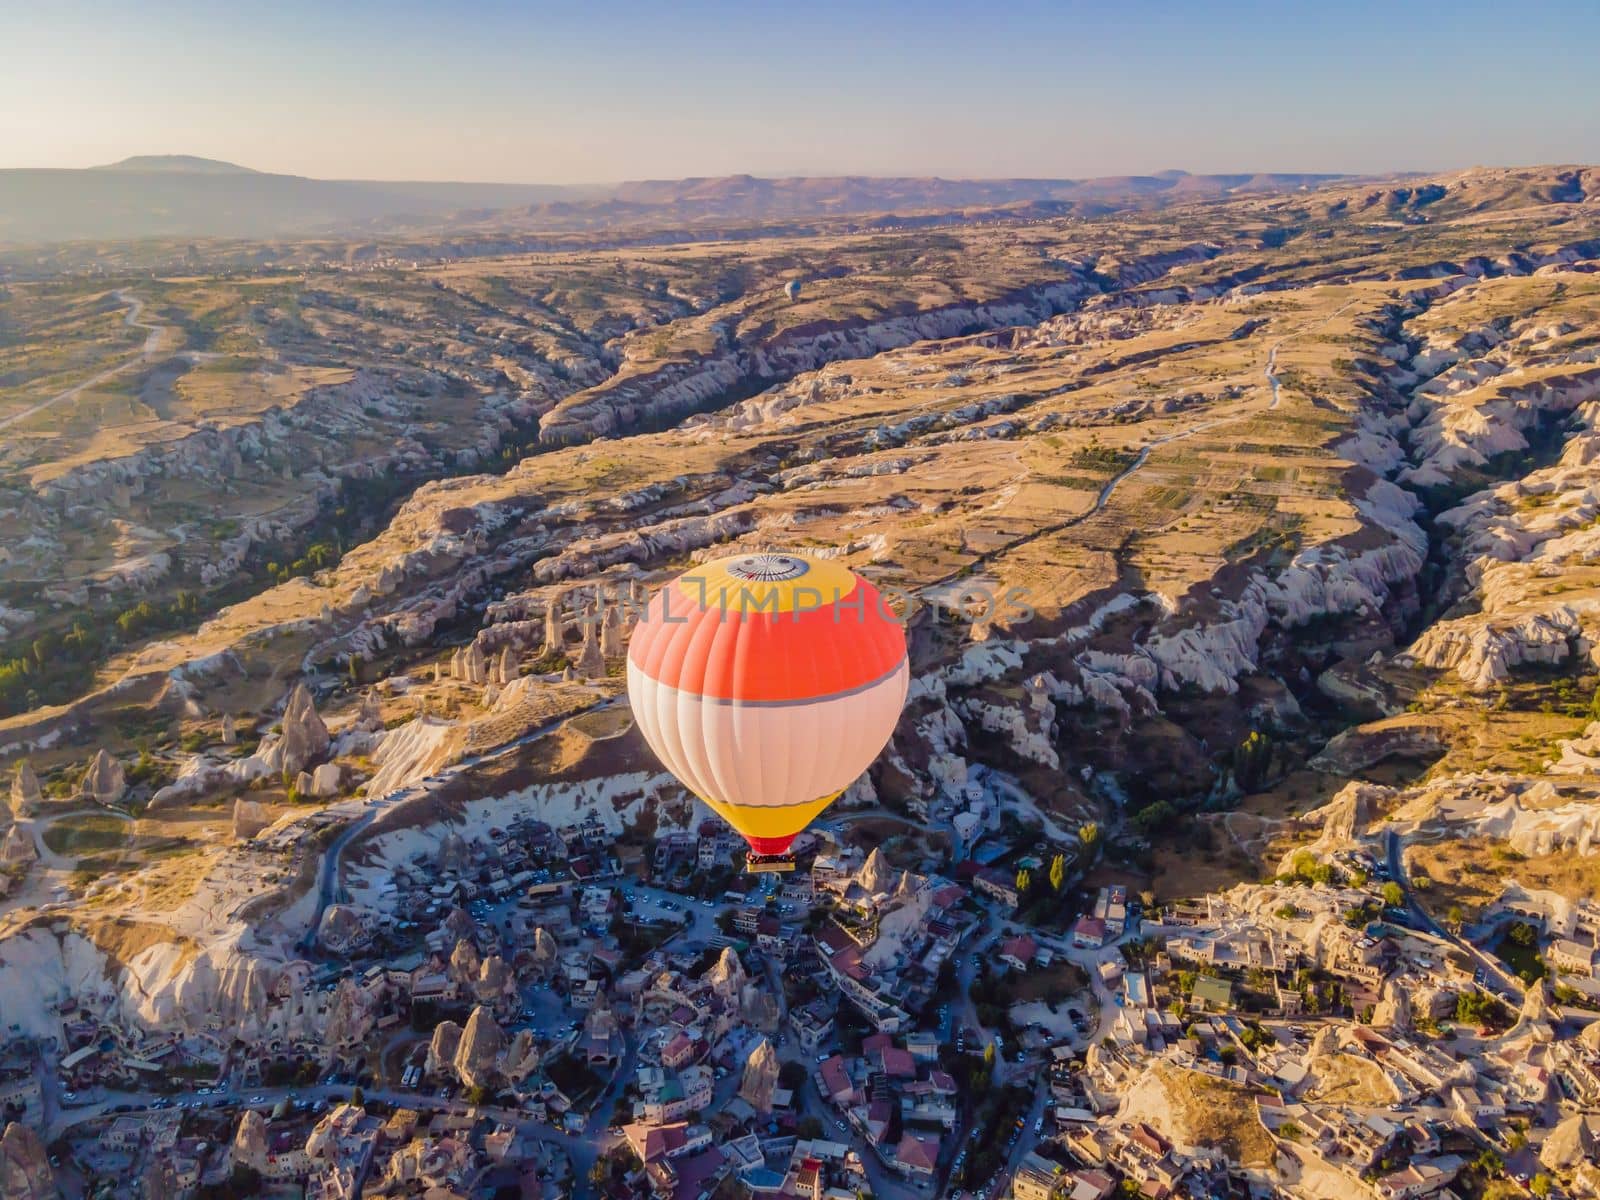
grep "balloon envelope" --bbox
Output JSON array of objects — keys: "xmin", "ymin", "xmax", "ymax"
[
  {"xmin": 784, "ymin": 279, "xmax": 802, "ymax": 301},
  {"xmin": 626, "ymin": 552, "xmax": 908, "ymax": 855}
]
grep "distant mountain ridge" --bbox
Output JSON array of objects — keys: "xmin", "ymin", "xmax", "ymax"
[
  {"xmin": 92, "ymin": 155, "xmax": 260, "ymax": 174},
  {"xmin": 0, "ymin": 156, "xmax": 1354, "ymax": 246}
]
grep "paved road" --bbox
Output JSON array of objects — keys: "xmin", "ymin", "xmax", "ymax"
[
  {"xmin": 1384, "ymin": 830, "xmax": 1522, "ymax": 1001},
  {"xmin": 0, "ymin": 290, "xmax": 168, "ymax": 433}
]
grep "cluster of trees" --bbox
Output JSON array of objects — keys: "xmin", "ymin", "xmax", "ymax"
[
  {"xmin": 1130, "ymin": 800, "xmax": 1178, "ymax": 837},
  {"xmin": 950, "ymin": 1084, "xmax": 1034, "ymax": 1190},
  {"xmin": 264, "ymin": 540, "xmax": 340, "ymax": 584},
  {"xmin": 1233, "ymin": 729, "xmax": 1273, "ymax": 791},
  {"xmin": 1455, "ymin": 988, "xmax": 1507, "ymax": 1029},
  {"xmin": 0, "ymin": 591, "xmax": 202, "ymax": 716}
]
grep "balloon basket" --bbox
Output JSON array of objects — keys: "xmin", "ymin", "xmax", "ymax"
[{"xmin": 745, "ymin": 852, "xmax": 797, "ymax": 874}]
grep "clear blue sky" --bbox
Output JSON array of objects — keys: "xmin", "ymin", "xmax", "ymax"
[{"xmin": 4, "ymin": 0, "xmax": 1597, "ymax": 183}]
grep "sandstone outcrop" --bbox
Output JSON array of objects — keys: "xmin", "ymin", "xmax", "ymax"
[
  {"xmin": 6, "ymin": 764, "xmax": 39, "ymax": 820},
  {"xmin": 0, "ymin": 824, "xmax": 36, "ymax": 867},
  {"xmin": 738, "ymin": 1036, "xmax": 780, "ymax": 1113},
  {"xmin": 324, "ymin": 977, "xmax": 377, "ymax": 1047},
  {"xmin": 427, "ymin": 1020, "xmax": 463, "ymax": 1075},
  {"xmin": 231, "ymin": 797, "xmax": 272, "ymax": 840},
  {"xmin": 0, "ymin": 1122, "xmax": 54, "ymax": 1200},
  {"xmin": 271, "ymin": 683, "xmax": 331, "ymax": 776},
  {"xmin": 857, "ymin": 847, "xmax": 895, "ymax": 894},
  {"xmin": 454, "ymin": 1005, "xmax": 505, "ymax": 1088},
  {"xmin": 317, "ymin": 905, "xmax": 376, "ymax": 954},
  {"xmin": 1370, "ymin": 977, "xmax": 1412, "ymax": 1034},
  {"xmin": 530, "ymin": 927, "xmax": 558, "ymax": 973},
  {"xmin": 543, "ymin": 590, "xmax": 569, "ymax": 655},
  {"xmin": 704, "ymin": 946, "xmax": 747, "ymax": 1001},
  {"xmin": 1540, "ymin": 1113, "xmax": 1598, "ymax": 1172},
  {"xmin": 78, "ymin": 748, "xmax": 125, "ymax": 805},
  {"xmin": 233, "ymin": 1109, "xmax": 268, "ymax": 1172},
  {"xmin": 575, "ymin": 607, "xmax": 605, "ymax": 679}
]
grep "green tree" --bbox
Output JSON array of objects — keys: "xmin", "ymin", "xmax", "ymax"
[
  {"xmin": 1530, "ymin": 1175, "xmax": 1553, "ymax": 1198},
  {"xmin": 350, "ymin": 1086, "xmax": 365, "ymax": 1107},
  {"xmin": 1048, "ymin": 854, "xmax": 1066, "ymax": 892},
  {"xmin": 1015, "ymin": 868, "xmax": 1031, "ymax": 894},
  {"xmin": 1445, "ymin": 905, "xmax": 1465, "ymax": 933},
  {"xmin": 1078, "ymin": 822, "xmax": 1101, "ymax": 856},
  {"xmin": 1234, "ymin": 729, "xmax": 1272, "ymax": 790},
  {"xmin": 983, "ymin": 1042, "xmax": 996, "ymax": 1069},
  {"xmin": 1132, "ymin": 801, "xmax": 1176, "ymax": 836},
  {"xmin": 1381, "ymin": 882, "xmax": 1404, "ymax": 907}
]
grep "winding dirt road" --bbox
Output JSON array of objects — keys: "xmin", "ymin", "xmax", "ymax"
[{"xmin": 0, "ymin": 290, "xmax": 169, "ymax": 434}]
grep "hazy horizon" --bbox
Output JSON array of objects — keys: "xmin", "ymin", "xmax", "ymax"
[{"xmin": 6, "ymin": 0, "xmax": 1599, "ymax": 185}]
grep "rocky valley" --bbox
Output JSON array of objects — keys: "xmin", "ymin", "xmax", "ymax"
[{"xmin": 3, "ymin": 162, "xmax": 1600, "ymax": 1199}]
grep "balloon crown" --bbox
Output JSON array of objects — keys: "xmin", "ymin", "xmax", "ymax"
[{"xmin": 722, "ymin": 553, "xmax": 812, "ymax": 582}]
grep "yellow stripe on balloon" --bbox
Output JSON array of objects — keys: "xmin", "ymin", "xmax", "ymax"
[
  {"xmin": 677, "ymin": 555, "xmax": 858, "ymax": 614},
  {"xmin": 696, "ymin": 792, "xmax": 842, "ymax": 840}
]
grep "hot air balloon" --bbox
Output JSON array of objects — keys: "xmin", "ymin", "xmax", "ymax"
[
  {"xmin": 784, "ymin": 279, "xmax": 802, "ymax": 302},
  {"xmin": 626, "ymin": 552, "xmax": 908, "ymax": 871}
]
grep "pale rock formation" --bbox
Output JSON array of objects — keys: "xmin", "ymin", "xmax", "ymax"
[
  {"xmin": 1582, "ymin": 1021, "xmax": 1600, "ymax": 1055},
  {"xmin": 575, "ymin": 608, "xmax": 606, "ymax": 679},
  {"xmin": 1308, "ymin": 1025, "xmax": 1343, "ymax": 1060},
  {"xmin": 1519, "ymin": 981, "xmax": 1555, "ymax": 1040},
  {"xmin": 481, "ymin": 684, "xmax": 500, "ymax": 708},
  {"xmin": 1410, "ymin": 607, "xmax": 1586, "ymax": 690},
  {"xmin": 0, "ymin": 1122, "xmax": 54, "ymax": 1200},
  {"xmin": 449, "ymin": 938, "xmax": 482, "ymax": 986},
  {"xmin": 561, "ymin": 666, "xmax": 576, "ymax": 682},
  {"xmin": 857, "ymin": 847, "xmax": 895, "ymax": 894},
  {"xmin": 1370, "ymin": 977, "xmax": 1412, "ymax": 1034},
  {"xmin": 600, "ymin": 603, "xmax": 624, "ymax": 658},
  {"xmin": 703, "ymin": 946, "xmax": 747, "ymax": 1001},
  {"xmin": 7, "ymin": 764, "xmax": 40, "ymax": 820},
  {"xmin": 1540, "ymin": 1113, "xmax": 1598, "ymax": 1173},
  {"xmin": 738, "ymin": 1036, "xmax": 780, "ymax": 1113},
  {"xmin": 250, "ymin": 683, "xmax": 331, "ymax": 780},
  {"xmin": 231, "ymin": 797, "xmax": 271, "ymax": 841},
  {"xmin": 357, "ymin": 691, "xmax": 384, "ymax": 732},
  {"xmin": 452, "ymin": 642, "xmax": 488, "ymax": 686},
  {"xmin": 306, "ymin": 762, "xmax": 342, "ymax": 798},
  {"xmin": 78, "ymin": 748, "xmax": 125, "ymax": 805},
  {"xmin": 324, "ymin": 978, "xmax": 377, "ymax": 1047},
  {"xmin": 1276, "ymin": 781, "xmax": 1390, "ymax": 873},
  {"xmin": 427, "ymin": 1021, "xmax": 463, "ymax": 1076},
  {"xmin": 441, "ymin": 906, "xmax": 475, "ymax": 944},
  {"xmin": 437, "ymin": 833, "xmax": 471, "ymax": 872},
  {"xmin": 542, "ymin": 278, "xmax": 1093, "ymax": 445},
  {"xmin": 501, "ymin": 1030, "xmax": 542, "ymax": 1082},
  {"xmin": 232, "ymin": 1109, "xmax": 268, "ymax": 1172},
  {"xmin": 474, "ymin": 955, "xmax": 517, "ymax": 1010},
  {"xmin": 1308, "ymin": 722, "xmax": 1445, "ymax": 777},
  {"xmin": 220, "ymin": 714, "xmax": 237, "ymax": 745},
  {"xmin": 454, "ymin": 1005, "xmax": 505, "ymax": 1088},
  {"xmin": 494, "ymin": 646, "xmax": 518, "ymax": 686},
  {"xmin": 543, "ymin": 590, "xmax": 569, "ymax": 656},
  {"xmin": 317, "ymin": 905, "xmax": 376, "ymax": 954},
  {"xmin": 740, "ymin": 984, "xmax": 782, "ymax": 1034},
  {"xmin": 0, "ymin": 824, "xmax": 37, "ymax": 867},
  {"xmin": 530, "ymin": 927, "xmax": 558, "ymax": 973}
]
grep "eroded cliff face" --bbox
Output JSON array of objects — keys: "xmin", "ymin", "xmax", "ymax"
[
  {"xmin": 4, "ymin": 173, "xmax": 1600, "ymax": 1040},
  {"xmin": 537, "ymin": 279, "xmax": 1098, "ymax": 445}
]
